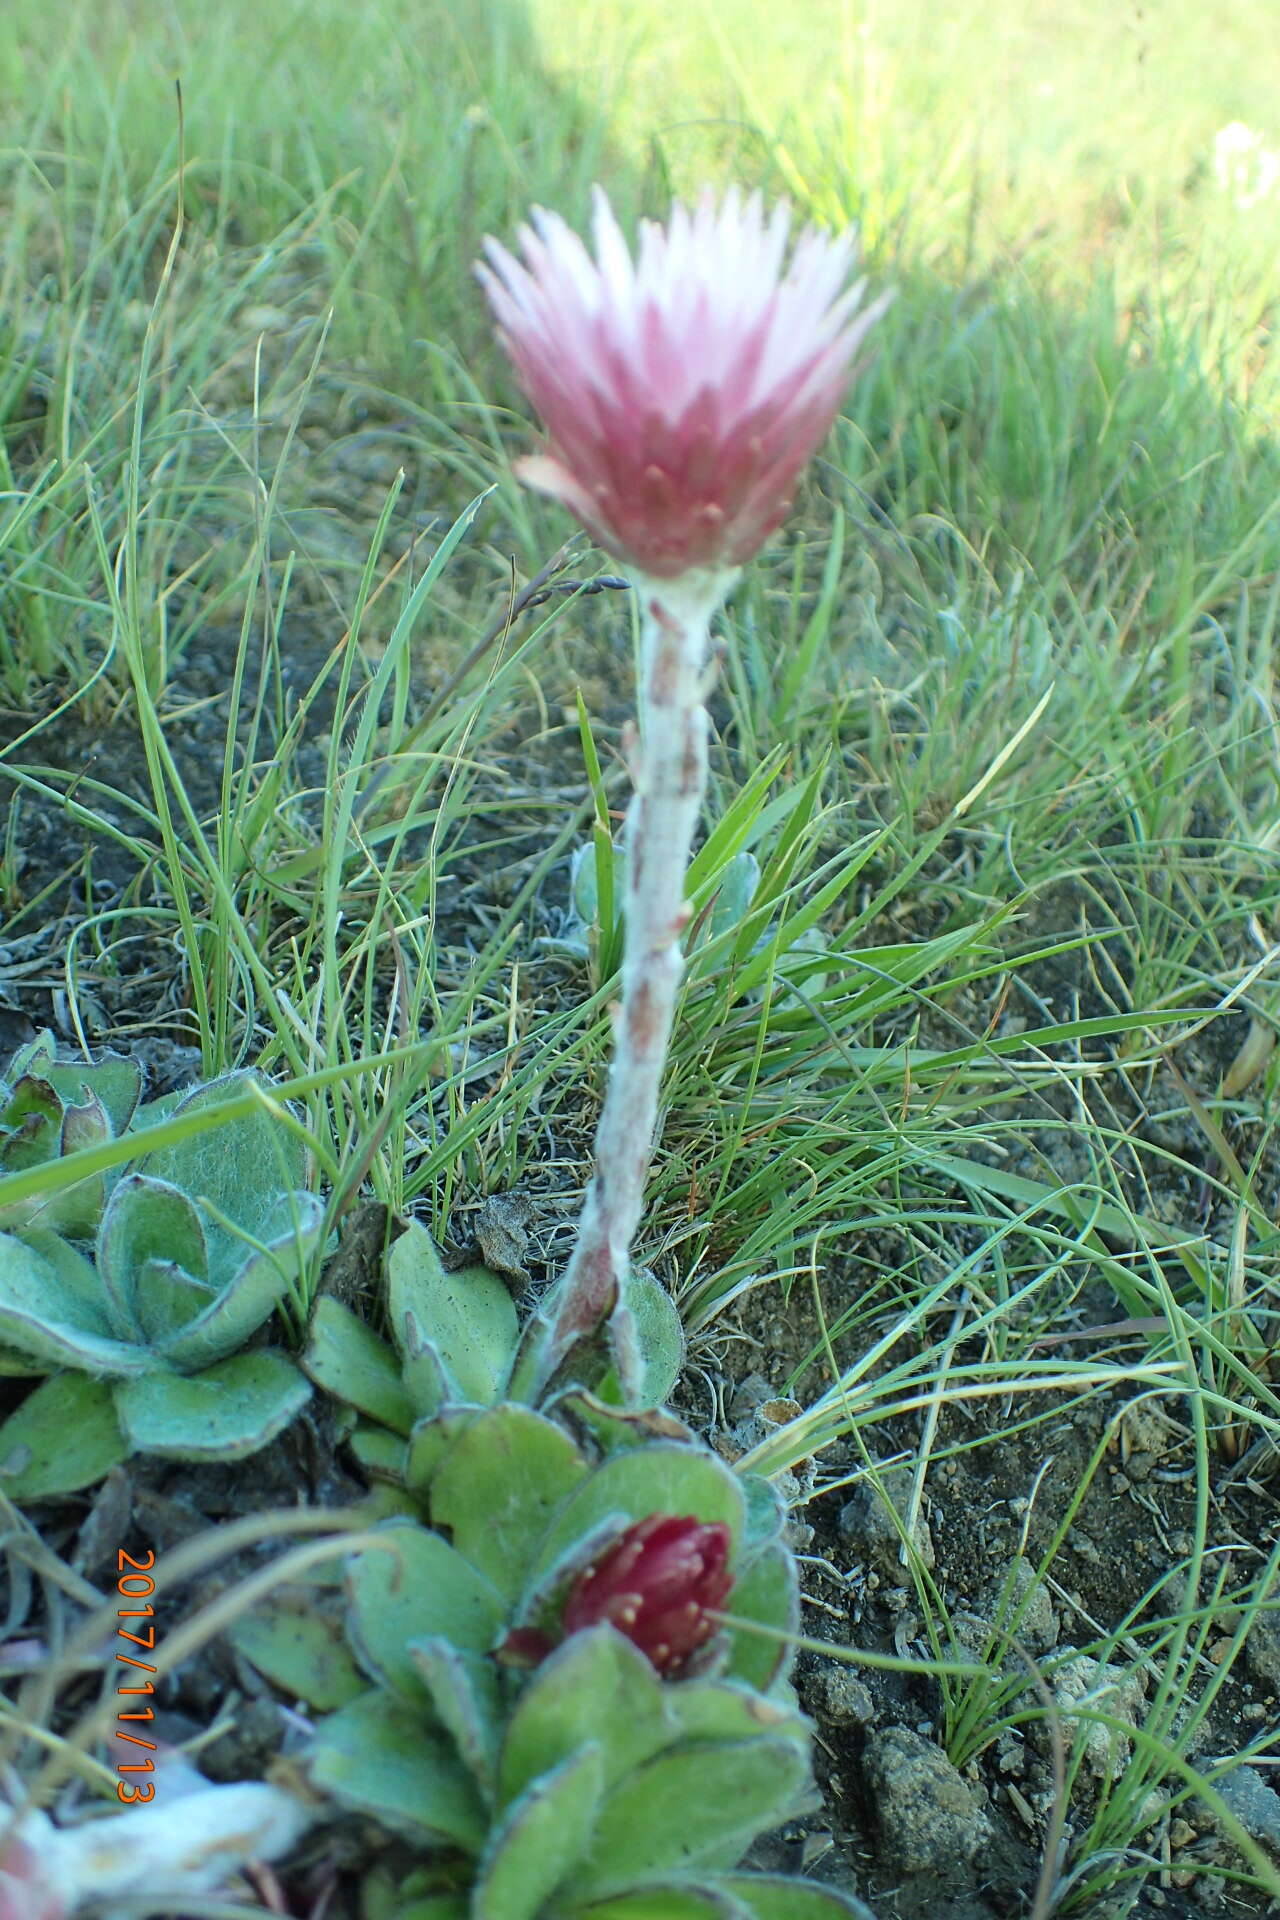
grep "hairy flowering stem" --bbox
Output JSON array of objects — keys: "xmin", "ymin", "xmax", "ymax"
[
  {"xmin": 540, "ymin": 568, "xmax": 731, "ymax": 1378},
  {"xmin": 479, "ymin": 186, "xmax": 888, "ymax": 1383}
]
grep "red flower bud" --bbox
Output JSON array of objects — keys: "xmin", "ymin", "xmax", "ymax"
[{"xmin": 562, "ymin": 1513, "xmax": 733, "ymax": 1677}]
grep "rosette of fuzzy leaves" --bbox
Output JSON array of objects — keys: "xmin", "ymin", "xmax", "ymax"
[
  {"xmin": 0, "ymin": 1073, "xmax": 322, "ymax": 1499},
  {"xmin": 302, "ymin": 1220, "xmax": 685, "ymax": 1491},
  {"xmin": 233, "ymin": 1404, "xmax": 871, "ymax": 1920}
]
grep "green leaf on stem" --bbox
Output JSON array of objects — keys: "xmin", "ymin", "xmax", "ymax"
[
  {"xmin": 564, "ymin": 1739, "xmax": 809, "ymax": 1897},
  {"xmin": 388, "ymin": 1224, "xmax": 519, "ymax": 1405},
  {"xmin": 113, "ymin": 1349, "xmax": 311, "ymax": 1459},
  {"xmin": 474, "ymin": 1744, "xmax": 604, "ymax": 1920},
  {"xmin": 0, "ymin": 1372, "xmax": 127, "ymax": 1499},
  {"xmin": 430, "ymin": 1405, "xmax": 588, "ymax": 1600},
  {"xmin": 346, "ymin": 1520, "xmax": 506, "ymax": 1701},
  {"xmin": 497, "ymin": 1625, "xmax": 673, "ymax": 1810},
  {"xmin": 302, "ymin": 1294, "xmax": 415, "ymax": 1435},
  {"xmin": 309, "ymin": 1689, "xmax": 487, "ymax": 1850}
]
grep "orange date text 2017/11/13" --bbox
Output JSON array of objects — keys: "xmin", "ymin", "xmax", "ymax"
[{"xmin": 115, "ymin": 1548, "xmax": 158, "ymax": 1804}]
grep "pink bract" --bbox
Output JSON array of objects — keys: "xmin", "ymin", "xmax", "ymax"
[{"xmin": 478, "ymin": 185, "xmax": 888, "ymax": 578}]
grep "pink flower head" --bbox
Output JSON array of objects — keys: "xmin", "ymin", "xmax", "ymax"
[
  {"xmin": 561, "ymin": 1513, "xmax": 733, "ymax": 1677},
  {"xmin": 478, "ymin": 186, "xmax": 888, "ymax": 579}
]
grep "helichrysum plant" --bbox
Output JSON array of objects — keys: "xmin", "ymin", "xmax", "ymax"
[
  {"xmin": 0, "ymin": 188, "xmax": 890, "ymax": 1920},
  {"xmin": 478, "ymin": 186, "xmax": 888, "ymax": 1393}
]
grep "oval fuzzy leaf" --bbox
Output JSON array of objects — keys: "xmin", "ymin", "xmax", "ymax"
[
  {"xmin": 740, "ymin": 1475, "xmax": 787, "ymax": 1555},
  {"xmin": 0, "ymin": 1231, "xmax": 149, "ymax": 1376},
  {"xmin": 721, "ymin": 1543, "xmax": 799, "ymax": 1692},
  {"xmin": 525, "ymin": 1445, "xmax": 747, "ymax": 1591},
  {"xmin": 0, "ymin": 1372, "xmax": 127, "ymax": 1500},
  {"xmin": 664, "ymin": 1681, "xmax": 809, "ymax": 1752},
  {"xmin": 226, "ymin": 1588, "xmax": 367, "ymax": 1712},
  {"xmin": 388, "ymin": 1225, "xmax": 518, "ymax": 1405},
  {"xmin": 348, "ymin": 1423, "xmax": 410, "ymax": 1482},
  {"xmin": 308, "ymin": 1690, "xmax": 486, "ymax": 1850},
  {"xmin": 404, "ymin": 1404, "xmax": 482, "ymax": 1497},
  {"xmin": 401, "ymin": 1328, "xmax": 451, "ymax": 1422},
  {"xmin": 97, "ymin": 1175, "xmax": 208, "ymax": 1343},
  {"xmin": 134, "ymin": 1073, "xmax": 313, "ymax": 1288},
  {"xmin": 429, "ymin": 1406, "xmax": 588, "ymax": 1601},
  {"xmin": 346, "ymin": 1521, "xmax": 507, "ymax": 1701},
  {"xmin": 409, "ymin": 1635, "xmax": 504, "ymax": 1798},
  {"xmin": 132, "ymin": 1259, "xmax": 217, "ymax": 1349},
  {"xmin": 566, "ymin": 1741, "xmax": 809, "ymax": 1899},
  {"xmin": 113, "ymin": 1350, "xmax": 311, "ymax": 1460},
  {"xmin": 573, "ymin": 1885, "xmax": 753, "ymax": 1920},
  {"xmin": 155, "ymin": 1192, "xmax": 325, "ymax": 1371},
  {"xmin": 21, "ymin": 1228, "xmax": 118, "ymax": 1331},
  {"xmin": 721, "ymin": 1875, "xmax": 878, "ymax": 1920},
  {"xmin": 302, "ymin": 1295, "xmax": 414, "ymax": 1435},
  {"xmin": 608, "ymin": 1268, "xmax": 685, "ymax": 1411},
  {"xmin": 474, "ymin": 1744, "xmax": 604, "ymax": 1920},
  {"xmin": 498, "ymin": 1625, "xmax": 672, "ymax": 1811}
]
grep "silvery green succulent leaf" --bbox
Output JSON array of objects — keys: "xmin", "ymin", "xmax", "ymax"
[
  {"xmin": 408, "ymin": 1634, "xmax": 505, "ymax": 1798},
  {"xmin": 497, "ymin": 1624, "xmax": 673, "ymax": 1810},
  {"xmin": 428, "ymin": 1405, "xmax": 588, "ymax": 1602},
  {"xmin": 97, "ymin": 1174, "xmax": 209, "ymax": 1342},
  {"xmin": 563, "ymin": 1739, "xmax": 809, "ymax": 1899},
  {"xmin": 606, "ymin": 1266, "xmax": 685, "ymax": 1410},
  {"xmin": 131, "ymin": 1259, "xmax": 218, "ymax": 1348},
  {"xmin": 113, "ymin": 1349, "xmax": 312, "ymax": 1459},
  {"xmin": 348, "ymin": 1423, "xmax": 410, "ymax": 1481},
  {"xmin": 572, "ymin": 1884, "xmax": 752, "ymax": 1920},
  {"xmin": 388, "ymin": 1224, "xmax": 519, "ymax": 1407},
  {"xmin": 0, "ymin": 1074, "xmax": 62, "ymax": 1171},
  {"xmin": 404, "ymin": 1404, "xmax": 483, "ymax": 1496},
  {"xmin": 0, "ymin": 1371, "xmax": 127, "ymax": 1500},
  {"xmin": 663, "ymin": 1681, "xmax": 809, "ymax": 1751},
  {"xmin": 0, "ymin": 1034, "xmax": 142, "ymax": 1232},
  {"xmin": 345, "ymin": 1520, "xmax": 507, "ymax": 1702},
  {"xmin": 226, "ymin": 1586, "xmax": 367, "ymax": 1712},
  {"xmin": 302, "ymin": 1294, "xmax": 415, "ymax": 1435},
  {"xmin": 59, "ymin": 1090, "xmax": 111, "ymax": 1157},
  {"xmin": 472, "ymin": 1743, "xmax": 604, "ymax": 1920},
  {"xmin": 720, "ymin": 1875, "xmax": 878, "ymax": 1920},
  {"xmin": 0, "ymin": 1231, "xmax": 151, "ymax": 1376},
  {"xmin": 524, "ymin": 1443, "xmax": 747, "ymax": 1592},
  {"xmin": 718, "ymin": 1542, "xmax": 798, "ymax": 1691},
  {"xmin": 132, "ymin": 1071, "xmax": 313, "ymax": 1288},
  {"xmin": 739, "ymin": 1474, "xmax": 788, "ymax": 1554},
  {"xmin": 151, "ymin": 1190, "xmax": 325, "ymax": 1370},
  {"xmin": 400, "ymin": 1317, "xmax": 453, "ymax": 1421},
  {"xmin": 309, "ymin": 1689, "xmax": 488, "ymax": 1850},
  {"xmin": 0, "ymin": 1076, "xmax": 67, "ymax": 1228},
  {"xmin": 547, "ymin": 1388, "xmax": 698, "ymax": 1457}
]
